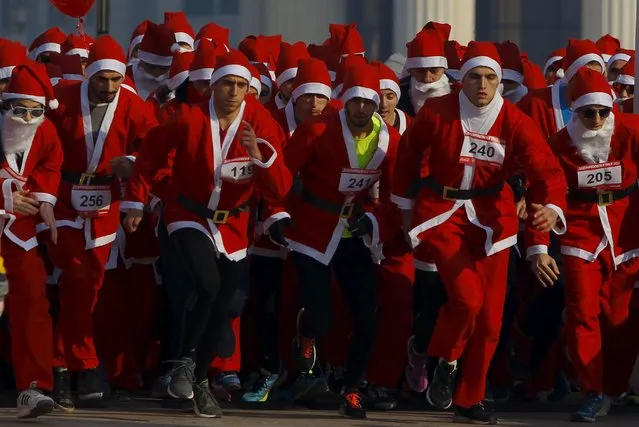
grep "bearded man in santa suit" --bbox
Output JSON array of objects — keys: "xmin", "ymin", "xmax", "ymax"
[
  {"xmin": 527, "ymin": 67, "xmax": 639, "ymax": 422},
  {"xmin": 123, "ymin": 50, "xmax": 290, "ymax": 418},
  {"xmin": 131, "ymin": 23, "xmax": 176, "ymax": 101},
  {"xmin": 45, "ymin": 35, "xmax": 157, "ymax": 411},
  {"xmin": 392, "ymin": 42, "xmax": 567, "ymax": 424},
  {"xmin": 0, "ymin": 61, "xmax": 61, "ymax": 419}
]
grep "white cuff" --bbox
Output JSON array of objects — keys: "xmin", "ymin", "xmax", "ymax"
[
  {"xmin": 263, "ymin": 211, "xmax": 291, "ymax": 234},
  {"xmin": 124, "ymin": 155, "xmax": 136, "ymax": 163},
  {"xmin": 390, "ymin": 193, "xmax": 415, "ymax": 210},
  {"xmin": 250, "ymin": 138, "xmax": 277, "ymax": 169},
  {"xmin": 414, "ymin": 259, "xmax": 438, "ymax": 272},
  {"xmin": 546, "ymin": 203, "xmax": 567, "ymax": 235},
  {"xmin": 2, "ymin": 179, "xmax": 22, "ymax": 214},
  {"xmin": 360, "ymin": 212, "xmax": 380, "ymax": 246},
  {"xmin": 120, "ymin": 201, "xmax": 145, "ymax": 212},
  {"xmin": 31, "ymin": 192, "xmax": 57, "ymax": 206},
  {"xmin": 526, "ymin": 245, "xmax": 549, "ymax": 261}
]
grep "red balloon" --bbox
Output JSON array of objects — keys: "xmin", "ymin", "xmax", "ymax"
[{"xmin": 49, "ymin": 0, "xmax": 96, "ymax": 18}]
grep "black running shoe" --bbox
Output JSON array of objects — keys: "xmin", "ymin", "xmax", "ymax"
[
  {"xmin": 52, "ymin": 368, "xmax": 75, "ymax": 412},
  {"xmin": 77, "ymin": 368, "xmax": 103, "ymax": 401},
  {"xmin": 453, "ymin": 401, "xmax": 498, "ymax": 425},
  {"xmin": 426, "ymin": 359, "xmax": 456, "ymax": 410},
  {"xmin": 339, "ymin": 391, "xmax": 367, "ymax": 419},
  {"xmin": 193, "ymin": 379, "xmax": 223, "ymax": 418}
]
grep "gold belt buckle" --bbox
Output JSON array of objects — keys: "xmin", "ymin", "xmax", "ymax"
[
  {"xmin": 442, "ymin": 186, "xmax": 457, "ymax": 202},
  {"xmin": 597, "ymin": 190, "xmax": 613, "ymax": 207},
  {"xmin": 79, "ymin": 173, "xmax": 95, "ymax": 185},
  {"xmin": 340, "ymin": 203, "xmax": 354, "ymax": 218},
  {"xmin": 212, "ymin": 210, "xmax": 230, "ymax": 224}
]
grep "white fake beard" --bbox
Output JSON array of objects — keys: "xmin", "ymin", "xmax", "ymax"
[
  {"xmin": 567, "ymin": 112, "xmax": 615, "ymax": 164},
  {"xmin": 133, "ymin": 63, "xmax": 168, "ymax": 100},
  {"xmin": 502, "ymin": 84, "xmax": 529, "ymax": 103},
  {"xmin": 0, "ymin": 113, "xmax": 44, "ymax": 155},
  {"xmin": 410, "ymin": 73, "xmax": 451, "ymax": 113}
]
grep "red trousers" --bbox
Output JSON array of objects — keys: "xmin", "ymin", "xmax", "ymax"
[
  {"xmin": 563, "ymin": 251, "xmax": 639, "ymax": 395},
  {"xmin": 45, "ymin": 227, "xmax": 111, "ymax": 371},
  {"xmin": 426, "ymin": 217, "xmax": 510, "ymax": 408},
  {"xmin": 210, "ymin": 317, "xmax": 242, "ymax": 374},
  {"xmin": 94, "ymin": 262, "xmax": 157, "ymax": 389},
  {"xmin": 3, "ymin": 238, "xmax": 54, "ymax": 391}
]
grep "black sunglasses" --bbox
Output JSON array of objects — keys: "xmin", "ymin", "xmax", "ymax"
[{"xmin": 580, "ymin": 108, "xmax": 612, "ymax": 119}]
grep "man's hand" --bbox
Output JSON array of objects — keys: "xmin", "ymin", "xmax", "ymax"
[
  {"xmin": 123, "ymin": 209, "xmax": 144, "ymax": 233},
  {"xmin": 0, "ymin": 300, "xmax": 4, "ymax": 318},
  {"xmin": 530, "ymin": 253, "xmax": 560, "ymax": 287},
  {"xmin": 39, "ymin": 202, "xmax": 57, "ymax": 245},
  {"xmin": 12, "ymin": 190, "xmax": 39, "ymax": 216},
  {"xmin": 348, "ymin": 214, "xmax": 373, "ymax": 237},
  {"xmin": 268, "ymin": 217, "xmax": 291, "ymax": 247},
  {"xmin": 530, "ymin": 203, "xmax": 558, "ymax": 232},
  {"xmin": 241, "ymin": 120, "xmax": 263, "ymax": 162},
  {"xmin": 110, "ymin": 157, "xmax": 135, "ymax": 180},
  {"xmin": 516, "ymin": 198, "xmax": 528, "ymax": 220}
]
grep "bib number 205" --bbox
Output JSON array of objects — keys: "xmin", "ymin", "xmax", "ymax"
[{"xmin": 577, "ymin": 162, "xmax": 622, "ymax": 189}]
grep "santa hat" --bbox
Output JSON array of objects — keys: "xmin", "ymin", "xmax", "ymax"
[
  {"xmin": 195, "ymin": 22, "xmax": 230, "ymax": 50},
  {"xmin": 2, "ymin": 61, "xmax": 59, "ymax": 109},
  {"xmin": 291, "ymin": 58, "xmax": 332, "ymax": 102},
  {"xmin": 189, "ymin": 38, "xmax": 226, "ymax": 82},
  {"xmin": 333, "ymin": 54, "xmax": 368, "ymax": 97},
  {"xmin": 422, "ymin": 21, "xmax": 451, "ymax": 42},
  {"xmin": 405, "ymin": 29, "xmax": 447, "ymax": 70},
  {"xmin": 0, "ymin": 41, "xmax": 28, "ymax": 79},
  {"xmin": 496, "ymin": 41, "xmax": 523, "ymax": 84},
  {"xmin": 276, "ymin": 42, "xmax": 310, "ymax": 87},
  {"xmin": 615, "ymin": 55, "xmax": 635, "ymax": 86},
  {"xmin": 45, "ymin": 62, "xmax": 63, "ymax": 86},
  {"xmin": 137, "ymin": 23, "xmax": 177, "ymax": 67},
  {"xmin": 121, "ymin": 75, "xmax": 138, "ymax": 95},
  {"xmin": 254, "ymin": 62, "xmax": 273, "ymax": 94},
  {"xmin": 608, "ymin": 48, "xmax": 634, "ymax": 70},
  {"xmin": 521, "ymin": 54, "xmax": 547, "ymax": 90},
  {"xmin": 444, "ymin": 40, "xmax": 466, "ymax": 80},
  {"xmin": 308, "ymin": 44, "xmax": 340, "ymax": 82},
  {"xmin": 61, "ymin": 34, "xmax": 90, "ymax": 59},
  {"xmin": 85, "ymin": 35, "xmax": 127, "ymax": 80},
  {"xmin": 128, "ymin": 20, "xmax": 151, "ymax": 59},
  {"xmin": 460, "ymin": 41, "xmax": 502, "ymax": 81},
  {"xmin": 239, "ymin": 35, "xmax": 280, "ymax": 80},
  {"xmin": 372, "ymin": 61, "xmax": 400, "ymax": 100},
  {"xmin": 596, "ymin": 34, "xmax": 620, "ymax": 63},
  {"xmin": 569, "ymin": 66, "xmax": 614, "ymax": 110},
  {"xmin": 164, "ymin": 12, "xmax": 195, "ymax": 49},
  {"xmin": 210, "ymin": 50, "xmax": 252, "ymax": 86},
  {"xmin": 563, "ymin": 39, "xmax": 605, "ymax": 82},
  {"xmin": 340, "ymin": 62, "xmax": 380, "ymax": 107},
  {"xmin": 326, "ymin": 23, "xmax": 365, "ymax": 58},
  {"xmin": 58, "ymin": 54, "xmax": 84, "ymax": 81},
  {"xmin": 167, "ymin": 51, "xmax": 194, "ymax": 91},
  {"xmin": 543, "ymin": 47, "xmax": 566, "ymax": 75},
  {"xmin": 29, "ymin": 27, "xmax": 66, "ymax": 60},
  {"xmin": 247, "ymin": 64, "xmax": 262, "ymax": 94}
]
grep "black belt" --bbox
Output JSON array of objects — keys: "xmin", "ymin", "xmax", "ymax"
[
  {"xmin": 570, "ymin": 182, "xmax": 639, "ymax": 206},
  {"xmin": 300, "ymin": 188, "xmax": 357, "ymax": 218},
  {"xmin": 61, "ymin": 171, "xmax": 114, "ymax": 186},
  {"xmin": 177, "ymin": 193, "xmax": 248, "ymax": 224},
  {"xmin": 420, "ymin": 175, "xmax": 504, "ymax": 200}
]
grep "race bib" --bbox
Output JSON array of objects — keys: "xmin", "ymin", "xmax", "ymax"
[
  {"xmin": 459, "ymin": 132, "xmax": 506, "ymax": 167},
  {"xmin": 338, "ymin": 168, "xmax": 380, "ymax": 194},
  {"xmin": 221, "ymin": 158, "xmax": 255, "ymax": 183},
  {"xmin": 577, "ymin": 161, "xmax": 622, "ymax": 189},
  {"xmin": 71, "ymin": 185, "xmax": 111, "ymax": 217}
]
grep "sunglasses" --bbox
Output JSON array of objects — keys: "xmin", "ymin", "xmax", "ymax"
[
  {"xmin": 580, "ymin": 107, "xmax": 612, "ymax": 119},
  {"xmin": 613, "ymin": 83, "xmax": 635, "ymax": 96},
  {"xmin": 10, "ymin": 105, "xmax": 45, "ymax": 118}
]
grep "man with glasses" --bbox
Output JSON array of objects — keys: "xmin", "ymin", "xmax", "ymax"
[
  {"xmin": 527, "ymin": 67, "xmax": 639, "ymax": 422},
  {"xmin": 0, "ymin": 61, "xmax": 62, "ymax": 419},
  {"xmin": 614, "ymin": 56, "xmax": 635, "ymax": 113}
]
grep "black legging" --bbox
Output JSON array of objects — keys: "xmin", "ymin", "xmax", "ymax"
[
  {"xmin": 292, "ymin": 238, "xmax": 379, "ymax": 390},
  {"xmin": 169, "ymin": 228, "xmax": 247, "ymax": 381},
  {"xmin": 412, "ymin": 269, "xmax": 447, "ymax": 356}
]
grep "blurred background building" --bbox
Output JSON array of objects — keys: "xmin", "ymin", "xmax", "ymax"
[{"xmin": 0, "ymin": 0, "xmax": 636, "ymax": 65}]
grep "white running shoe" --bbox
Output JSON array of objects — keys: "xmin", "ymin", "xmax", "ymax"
[{"xmin": 17, "ymin": 388, "xmax": 55, "ymax": 419}]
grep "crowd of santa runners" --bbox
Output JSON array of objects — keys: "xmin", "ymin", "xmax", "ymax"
[{"xmin": 1, "ymin": 11, "xmax": 639, "ymax": 425}]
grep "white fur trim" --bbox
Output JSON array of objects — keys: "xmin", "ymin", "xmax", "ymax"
[
  {"xmin": 564, "ymin": 53, "xmax": 605, "ymax": 82},
  {"xmin": 503, "ymin": 69, "xmax": 524, "ymax": 84},
  {"xmin": 546, "ymin": 203, "xmax": 567, "ymax": 235},
  {"xmin": 50, "ymin": 77, "xmax": 61, "ymax": 86},
  {"xmin": 189, "ymin": 68, "xmax": 214, "ymax": 82},
  {"xmin": 291, "ymin": 82, "xmax": 332, "ymax": 102},
  {"xmin": 210, "ymin": 64, "xmax": 251, "ymax": 85},
  {"xmin": 615, "ymin": 74, "xmax": 635, "ymax": 86},
  {"xmin": 571, "ymin": 92, "xmax": 613, "ymax": 110},
  {"xmin": 446, "ymin": 69, "xmax": 461, "ymax": 81},
  {"xmin": 608, "ymin": 53, "xmax": 631, "ymax": 69},
  {"xmin": 128, "ymin": 35, "xmax": 144, "ymax": 58},
  {"xmin": 62, "ymin": 73, "xmax": 84, "ymax": 81},
  {"xmin": 276, "ymin": 67, "xmax": 298, "ymax": 87},
  {"xmin": 329, "ymin": 70, "xmax": 336, "ymax": 81},
  {"xmin": 251, "ymin": 138, "xmax": 277, "ymax": 168},
  {"xmin": 260, "ymin": 75, "xmax": 272, "ymax": 91},
  {"xmin": 390, "ymin": 194, "xmax": 414, "ymax": 209},
  {"xmin": 262, "ymin": 211, "xmax": 291, "ymax": 234},
  {"xmin": 340, "ymin": 86, "xmax": 380, "ymax": 107},
  {"xmin": 121, "ymin": 83, "xmax": 137, "ymax": 94},
  {"xmin": 380, "ymin": 78, "xmax": 401, "ymax": 99},
  {"xmin": 174, "ymin": 32, "xmax": 194, "ymax": 48},
  {"xmin": 526, "ymin": 244, "xmax": 549, "ymax": 260},
  {"xmin": 543, "ymin": 56, "xmax": 564, "ymax": 75},
  {"xmin": 0, "ymin": 66, "xmax": 15, "ymax": 80},
  {"xmin": 48, "ymin": 99, "xmax": 59, "ymax": 110},
  {"xmin": 1, "ymin": 92, "xmax": 46, "ymax": 105},
  {"xmin": 137, "ymin": 50, "xmax": 173, "ymax": 67},
  {"xmin": 602, "ymin": 53, "xmax": 612, "ymax": 63},
  {"xmin": 460, "ymin": 56, "xmax": 502, "ymax": 81},
  {"xmin": 250, "ymin": 76, "xmax": 262, "ymax": 94},
  {"xmin": 404, "ymin": 56, "xmax": 448, "ymax": 70},
  {"xmin": 29, "ymin": 42, "xmax": 60, "ymax": 60},
  {"xmin": 31, "ymin": 192, "xmax": 57, "ymax": 206},
  {"xmin": 85, "ymin": 58, "xmax": 127, "ymax": 79},
  {"xmin": 120, "ymin": 201, "xmax": 145, "ymax": 211},
  {"xmin": 65, "ymin": 48, "xmax": 88, "ymax": 58},
  {"xmin": 167, "ymin": 70, "xmax": 189, "ymax": 90}
]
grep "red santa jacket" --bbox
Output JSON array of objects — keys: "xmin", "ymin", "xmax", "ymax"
[
  {"xmin": 47, "ymin": 81, "xmax": 157, "ymax": 249},
  {"xmin": 0, "ymin": 118, "xmax": 62, "ymax": 251},
  {"xmin": 517, "ymin": 85, "xmax": 564, "ymax": 140},
  {"xmin": 526, "ymin": 113, "xmax": 639, "ymax": 266},
  {"xmin": 392, "ymin": 93, "xmax": 568, "ymax": 255},
  {"xmin": 621, "ymin": 97, "xmax": 634, "ymax": 113},
  {"xmin": 271, "ymin": 110, "xmax": 400, "ymax": 265},
  {"xmin": 124, "ymin": 96, "xmax": 290, "ymax": 261}
]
